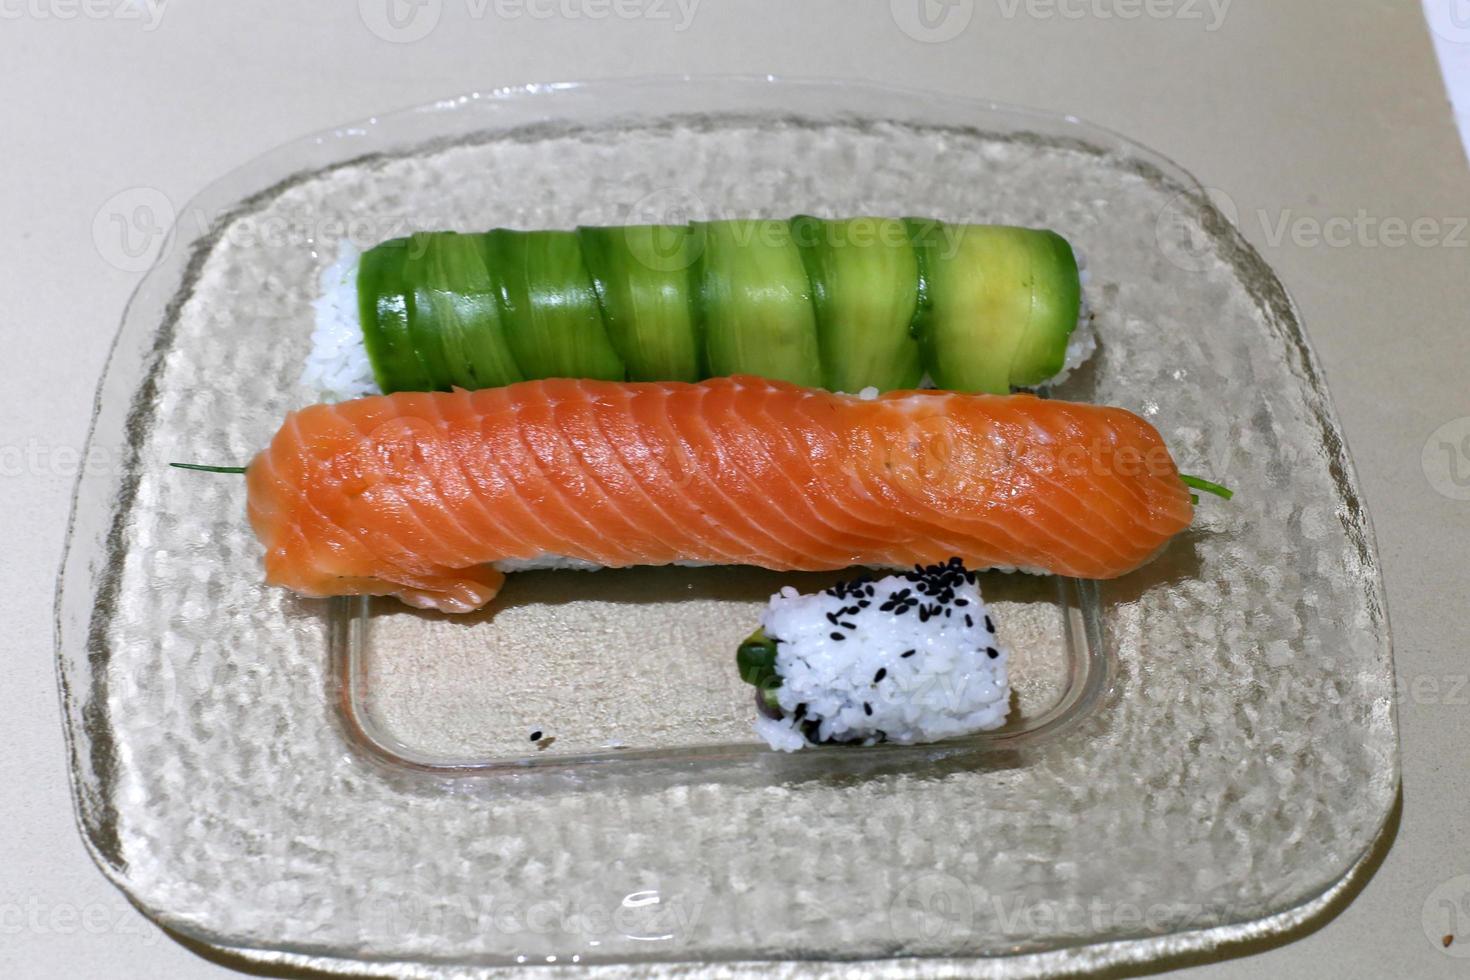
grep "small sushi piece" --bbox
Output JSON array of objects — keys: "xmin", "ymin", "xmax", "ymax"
[
  {"xmin": 242, "ymin": 376, "xmax": 1195, "ymax": 613},
  {"xmin": 741, "ymin": 560, "xmax": 1010, "ymax": 751},
  {"xmin": 301, "ymin": 219, "xmax": 1093, "ymax": 401}
]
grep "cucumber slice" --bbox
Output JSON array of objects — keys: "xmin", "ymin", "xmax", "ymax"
[
  {"xmin": 907, "ymin": 220, "xmax": 1080, "ymax": 393},
  {"xmin": 393, "ymin": 233, "xmax": 473, "ymax": 390},
  {"xmin": 577, "ymin": 224, "xmax": 700, "ymax": 382},
  {"xmin": 483, "ymin": 229, "xmax": 627, "ymax": 382},
  {"xmin": 692, "ymin": 219, "xmax": 822, "ymax": 387},
  {"xmin": 356, "ymin": 237, "xmax": 436, "ymax": 393},
  {"xmin": 1005, "ymin": 229, "xmax": 1082, "ymax": 386},
  {"xmin": 791, "ymin": 215, "xmax": 923, "ymax": 391},
  {"xmin": 404, "ymin": 232, "xmax": 524, "ymax": 391}
]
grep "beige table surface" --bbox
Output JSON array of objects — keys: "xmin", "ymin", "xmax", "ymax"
[{"xmin": 4, "ymin": 2, "xmax": 1468, "ymax": 977}]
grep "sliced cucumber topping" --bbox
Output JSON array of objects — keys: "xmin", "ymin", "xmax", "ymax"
[
  {"xmin": 356, "ymin": 236, "xmax": 435, "ymax": 393},
  {"xmin": 692, "ymin": 219, "xmax": 823, "ymax": 387},
  {"xmin": 483, "ymin": 229, "xmax": 627, "ymax": 382},
  {"xmin": 908, "ymin": 221, "xmax": 1081, "ymax": 393},
  {"xmin": 348, "ymin": 219, "xmax": 1082, "ymax": 397},
  {"xmin": 578, "ymin": 224, "xmax": 700, "ymax": 382},
  {"xmin": 403, "ymin": 232, "xmax": 524, "ymax": 390},
  {"xmin": 791, "ymin": 215, "xmax": 923, "ymax": 392}
]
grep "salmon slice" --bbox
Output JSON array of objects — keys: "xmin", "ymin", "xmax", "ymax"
[{"xmin": 245, "ymin": 376, "xmax": 1193, "ymax": 612}]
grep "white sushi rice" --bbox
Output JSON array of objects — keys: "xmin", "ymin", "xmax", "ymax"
[
  {"xmin": 301, "ymin": 240, "xmax": 378, "ymax": 402},
  {"xmin": 752, "ymin": 560, "xmax": 1011, "ymax": 751},
  {"xmin": 1048, "ymin": 246, "xmax": 1095, "ymax": 386},
  {"xmin": 300, "ymin": 238, "xmax": 1099, "ymax": 400},
  {"xmin": 489, "ymin": 555, "xmax": 714, "ymax": 573}
]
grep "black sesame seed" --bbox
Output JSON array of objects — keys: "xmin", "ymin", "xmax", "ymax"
[
  {"xmin": 955, "ymin": 597, "xmax": 969, "ymax": 607},
  {"xmin": 964, "ymin": 614, "xmax": 973, "ymax": 628},
  {"xmin": 901, "ymin": 649, "xmax": 916, "ymax": 658},
  {"xmin": 529, "ymin": 730, "xmax": 542, "ymax": 741},
  {"xmin": 831, "ymin": 632, "xmax": 845, "ymax": 641},
  {"xmin": 984, "ymin": 615, "xmax": 995, "ymax": 633},
  {"xmin": 986, "ymin": 647, "xmax": 1000, "ymax": 659},
  {"xmin": 858, "ymin": 600, "xmax": 870, "ymax": 608},
  {"xmin": 874, "ymin": 668, "xmax": 887, "ymax": 683},
  {"xmin": 863, "ymin": 702, "xmax": 873, "ymax": 716},
  {"xmin": 841, "ymin": 621, "xmax": 857, "ymax": 630}
]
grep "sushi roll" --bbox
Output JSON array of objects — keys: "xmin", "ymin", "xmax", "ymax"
[
  {"xmin": 740, "ymin": 560, "xmax": 1011, "ymax": 751},
  {"xmin": 301, "ymin": 219, "xmax": 1094, "ymax": 401},
  {"xmin": 234, "ymin": 376, "xmax": 1204, "ymax": 612}
]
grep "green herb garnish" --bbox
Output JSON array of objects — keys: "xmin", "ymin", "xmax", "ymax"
[
  {"xmin": 1181, "ymin": 474, "xmax": 1232, "ymax": 500},
  {"xmin": 170, "ymin": 463, "xmax": 247, "ymax": 474}
]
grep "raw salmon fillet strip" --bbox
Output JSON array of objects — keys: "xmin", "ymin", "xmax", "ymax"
[{"xmin": 246, "ymin": 376, "xmax": 1193, "ymax": 612}]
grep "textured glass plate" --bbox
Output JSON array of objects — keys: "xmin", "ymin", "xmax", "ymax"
[
  {"xmin": 56, "ymin": 78, "xmax": 1396, "ymax": 976},
  {"xmin": 347, "ymin": 570, "xmax": 1100, "ymax": 770}
]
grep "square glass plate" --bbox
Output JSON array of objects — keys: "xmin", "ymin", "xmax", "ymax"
[{"xmin": 56, "ymin": 77, "xmax": 1396, "ymax": 976}]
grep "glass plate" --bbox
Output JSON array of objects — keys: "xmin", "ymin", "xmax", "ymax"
[{"xmin": 55, "ymin": 77, "xmax": 1397, "ymax": 976}]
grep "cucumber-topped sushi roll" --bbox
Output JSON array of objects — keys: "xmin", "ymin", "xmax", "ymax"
[
  {"xmin": 302, "ymin": 218, "xmax": 1092, "ymax": 400},
  {"xmin": 739, "ymin": 559, "xmax": 1012, "ymax": 752}
]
